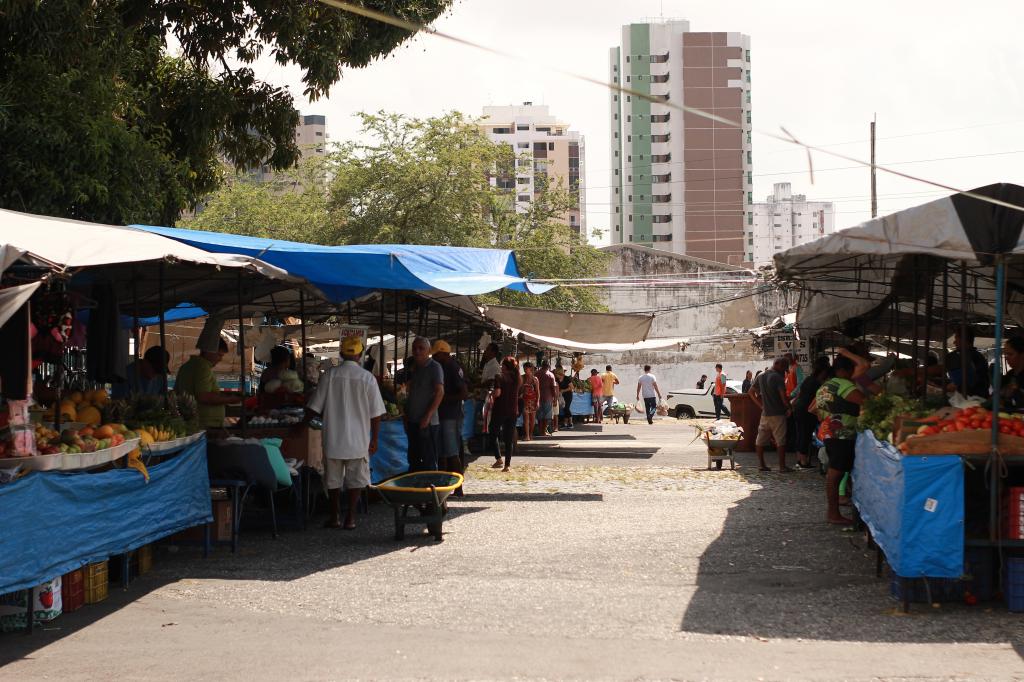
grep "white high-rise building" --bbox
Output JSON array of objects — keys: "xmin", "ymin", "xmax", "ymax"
[
  {"xmin": 751, "ymin": 183, "xmax": 835, "ymax": 266},
  {"xmin": 480, "ymin": 103, "xmax": 586, "ymax": 235},
  {"xmin": 609, "ymin": 20, "xmax": 752, "ymax": 265}
]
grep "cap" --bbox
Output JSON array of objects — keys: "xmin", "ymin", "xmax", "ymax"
[
  {"xmin": 430, "ymin": 339, "xmax": 451, "ymax": 354},
  {"xmin": 340, "ymin": 336, "xmax": 363, "ymax": 356}
]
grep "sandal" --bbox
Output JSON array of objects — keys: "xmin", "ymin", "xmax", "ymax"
[
  {"xmin": 758, "ymin": 466, "xmax": 771, "ymax": 472},
  {"xmin": 491, "ymin": 460, "xmax": 502, "ymax": 468}
]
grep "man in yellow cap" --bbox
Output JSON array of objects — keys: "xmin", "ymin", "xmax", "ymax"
[
  {"xmin": 307, "ymin": 335, "xmax": 386, "ymax": 530},
  {"xmin": 432, "ymin": 339, "xmax": 468, "ymax": 495}
]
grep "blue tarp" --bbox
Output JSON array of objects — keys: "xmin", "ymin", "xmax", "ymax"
[
  {"xmin": 570, "ymin": 391, "xmax": 594, "ymax": 416},
  {"xmin": 132, "ymin": 225, "xmax": 553, "ymax": 303},
  {"xmin": 462, "ymin": 399, "xmax": 476, "ymax": 440},
  {"xmin": 853, "ymin": 431, "xmax": 964, "ymax": 578},
  {"xmin": 371, "ymin": 420, "xmax": 409, "ymax": 484},
  {"xmin": 77, "ymin": 302, "xmax": 207, "ymax": 329},
  {"xmin": 0, "ymin": 438, "xmax": 212, "ymax": 594}
]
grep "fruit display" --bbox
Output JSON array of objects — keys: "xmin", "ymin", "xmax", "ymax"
[
  {"xmin": 248, "ymin": 408, "xmax": 304, "ymax": 427},
  {"xmin": 110, "ymin": 393, "xmax": 201, "ymax": 445},
  {"xmin": 34, "ymin": 423, "xmax": 132, "ymax": 455},
  {"xmin": 263, "ymin": 369, "xmax": 304, "ymax": 394},
  {"xmin": 41, "ymin": 388, "xmax": 110, "ymax": 425},
  {"xmin": 857, "ymin": 393, "xmax": 931, "ymax": 442}
]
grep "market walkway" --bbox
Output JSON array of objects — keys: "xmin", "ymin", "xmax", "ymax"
[{"xmin": 2, "ymin": 419, "xmax": 1023, "ymax": 680}]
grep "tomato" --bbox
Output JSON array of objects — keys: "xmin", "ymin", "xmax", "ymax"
[
  {"xmin": 922, "ymin": 426, "xmax": 940, "ymax": 436},
  {"xmin": 970, "ymin": 419, "xmax": 982, "ymax": 429},
  {"xmin": 1000, "ymin": 424, "xmax": 1012, "ymax": 434}
]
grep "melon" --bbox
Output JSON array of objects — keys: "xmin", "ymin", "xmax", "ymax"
[{"xmin": 77, "ymin": 406, "xmax": 102, "ymax": 426}]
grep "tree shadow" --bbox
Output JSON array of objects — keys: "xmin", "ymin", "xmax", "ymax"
[
  {"xmin": 462, "ymin": 492, "xmax": 603, "ymax": 502},
  {"xmin": 516, "ymin": 446, "xmax": 657, "ymax": 459},
  {"xmin": 678, "ymin": 472, "xmax": 1024, "ymax": 643}
]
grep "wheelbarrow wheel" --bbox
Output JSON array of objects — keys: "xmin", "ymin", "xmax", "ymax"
[
  {"xmin": 715, "ymin": 459, "xmax": 723, "ymax": 470},
  {"xmin": 394, "ymin": 523, "xmax": 405, "ymax": 541},
  {"xmin": 427, "ymin": 521, "xmax": 443, "ymax": 541}
]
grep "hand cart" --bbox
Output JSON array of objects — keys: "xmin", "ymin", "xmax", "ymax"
[
  {"xmin": 705, "ymin": 437, "xmax": 738, "ymax": 470},
  {"xmin": 372, "ymin": 471, "xmax": 464, "ymax": 541}
]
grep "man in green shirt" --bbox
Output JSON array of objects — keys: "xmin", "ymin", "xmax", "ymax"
[{"xmin": 175, "ymin": 338, "xmax": 241, "ymax": 429}]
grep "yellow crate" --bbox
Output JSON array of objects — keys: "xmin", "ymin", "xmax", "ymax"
[
  {"xmin": 136, "ymin": 545, "xmax": 153, "ymax": 575},
  {"xmin": 84, "ymin": 560, "xmax": 109, "ymax": 604}
]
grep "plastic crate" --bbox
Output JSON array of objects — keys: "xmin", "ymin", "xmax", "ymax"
[
  {"xmin": 1003, "ymin": 487, "xmax": 1024, "ymax": 539},
  {"xmin": 84, "ymin": 561, "xmax": 109, "ymax": 604},
  {"xmin": 61, "ymin": 568, "xmax": 85, "ymax": 613},
  {"xmin": 1006, "ymin": 558, "xmax": 1024, "ymax": 613}
]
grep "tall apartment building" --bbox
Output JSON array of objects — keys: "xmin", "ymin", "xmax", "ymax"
[
  {"xmin": 609, "ymin": 20, "xmax": 752, "ymax": 266},
  {"xmin": 252, "ymin": 113, "xmax": 328, "ymax": 182},
  {"xmin": 751, "ymin": 182, "xmax": 834, "ymax": 266},
  {"xmin": 480, "ymin": 103, "xmax": 586, "ymax": 235}
]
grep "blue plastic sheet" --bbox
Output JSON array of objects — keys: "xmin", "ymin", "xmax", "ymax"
[
  {"xmin": 133, "ymin": 225, "xmax": 553, "ymax": 302},
  {"xmin": 462, "ymin": 399, "xmax": 476, "ymax": 440},
  {"xmin": 853, "ymin": 431, "xmax": 964, "ymax": 578},
  {"xmin": 371, "ymin": 420, "xmax": 408, "ymax": 484},
  {"xmin": 570, "ymin": 391, "xmax": 594, "ymax": 416},
  {"xmin": 0, "ymin": 438, "xmax": 212, "ymax": 595}
]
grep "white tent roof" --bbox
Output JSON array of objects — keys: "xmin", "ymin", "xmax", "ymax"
[{"xmin": 482, "ymin": 304, "xmax": 654, "ymax": 345}]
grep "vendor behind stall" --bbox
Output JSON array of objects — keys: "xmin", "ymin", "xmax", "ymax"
[
  {"xmin": 1001, "ymin": 336, "xmax": 1024, "ymax": 411},
  {"xmin": 175, "ymin": 325, "xmax": 241, "ymax": 429},
  {"xmin": 112, "ymin": 346, "xmax": 170, "ymax": 399},
  {"xmin": 259, "ymin": 345, "xmax": 292, "ymax": 392},
  {"xmin": 946, "ymin": 325, "xmax": 990, "ymax": 398}
]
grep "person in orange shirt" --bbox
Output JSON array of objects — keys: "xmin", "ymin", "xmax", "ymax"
[
  {"xmin": 588, "ymin": 369, "xmax": 605, "ymax": 423},
  {"xmin": 713, "ymin": 363, "xmax": 731, "ymax": 421}
]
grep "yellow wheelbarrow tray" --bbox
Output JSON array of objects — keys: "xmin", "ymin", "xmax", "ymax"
[{"xmin": 371, "ymin": 471, "xmax": 465, "ymax": 541}]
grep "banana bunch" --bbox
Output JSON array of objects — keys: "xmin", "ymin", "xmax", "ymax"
[{"xmin": 141, "ymin": 425, "xmax": 176, "ymax": 443}]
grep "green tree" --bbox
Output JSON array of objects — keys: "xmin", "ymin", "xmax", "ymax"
[
  {"xmin": 327, "ymin": 111, "xmax": 608, "ymax": 310},
  {"xmin": 0, "ymin": 0, "xmax": 452, "ymax": 225}
]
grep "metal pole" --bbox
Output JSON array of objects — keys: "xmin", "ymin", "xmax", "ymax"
[
  {"xmin": 942, "ymin": 261, "xmax": 949, "ymax": 372},
  {"xmin": 923, "ymin": 261, "xmax": 934, "ymax": 401},
  {"xmin": 961, "ymin": 263, "xmax": 969, "ymax": 398},
  {"xmin": 393, "ymin": 290, "xmax": 399, "ymax": 378},
  {"xmin": 300, "ymin": 289, "xmax": 308, "ymax": 389},
  {"xmin": 911, "ymin": 258, "xmax": 920, "ymax": 393},
  {"xmin": 989, "ymin": 258, "xmax": 1006, "ymax": 543},
  {"xmin": 378, "ymin": 293, "xmax": 385, "ymax": 380},
  {"xmin": 870, "ymin": 116, "xmax": 877, "ymax": 219},
  {"xmin": 237, "ymin": 270, "xmax": 246, "ymax": 435},
  {"xmin": 405, "ymin": 296, "xmax": 411, "ymax": 362},
  {"xmin": 159, "ymin": 262, "xmax": 168, "ymax": 405}
]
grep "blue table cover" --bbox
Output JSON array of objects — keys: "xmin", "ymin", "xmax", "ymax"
[
  {"xmin": 371, "ymin": 420, "xmax": 409, "ymax": 484},
  {"xmin": 0, "ymin": 438, "xmax": 213, "ymax": 595},
  {"xmin": 853, "ymin": 430, "xmax": 964, "ymax": 578},
  {"xmin": 570, "ymin": 391, "xmax": 594, "ymax": 416}
]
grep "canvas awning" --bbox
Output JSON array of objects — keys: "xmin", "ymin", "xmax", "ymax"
[
  {"xmin": 481, "ymin": 305, "xmax": 654, "ymax": 345},
  {"xmin": 773, "ymin": 183, "xmax": 1024, "ymax": 335},
  {"xmin": 133, "ymin": 224, "xmax": 554, "ymax": 303}
]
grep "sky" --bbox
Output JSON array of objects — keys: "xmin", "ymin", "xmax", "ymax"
[{"xmin": 251, "ymin": 0, "xmax": 1024, "ymax": 245}]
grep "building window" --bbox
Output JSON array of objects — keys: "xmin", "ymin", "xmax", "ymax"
[
  {"xmin": 614, "ymin": 169, "xmax": 619, "ymax": 176},
  {"xmin": 628, "ymin": 195, "xmax": 632, "ymax": 201},
  {"xmin": 746, "ymin": 111, "xmax": 751, "ymax": 124},
  {"xmin": 652, "ymin": 234, "xmax": 671, "ymax": 242},
  {"xmin": 315, "ymin": 131, "xmax": 324, "ymax": 137},
  {"xmin": 629, "ymin": 235, "xmax": 633, "ymax": 241},
  {"xmin": 746, "ymin": 171, "xmax": 752, "ymax": 184},
  {"xmin": 626, "ymin": 56, "xmax": 630, "ymax": 63},
  {"xmin": 628, "ymin": 175, "xmax": 632, "ymax": 182},
  {"xmin": 615, "ymin": 206, "xmax": 619, "ymax": 213},
  {"xmin": 747, "ymin": 212, "xmax": 753, "ymax": 226},
  {"xmin": 614, "ymin": 113, "xmax": 618, "ymax": 120},
  {"xmin": 627, "ymin": 115, "xmax": 631, "ymax": 122},
  {"xmin": 748, "ymin": 237, "xmax": 753, "ymax": 245},
  {"xmin": 745, "ymin": 49, "xmax": 750, "ymax": 62},
  {"xmin": 517, "ymin": 142, "xmax": 529, "ymax": 149},
  {"xmin": 745, "ymin": 91, "xmax": 751, "ymax": 104},
  {"xmin": 614, "ymin": 150, "xmax": 619, "ymax": 157},
  {"xmin": 626, "ymin": 76, "xmax": 631, "ymax": 83},
  {"xmin": 493, "ymin": 127, "xmax": 512, "ymax": 134},
  {"xmin": 747, "ymin": 150, "xmax": 752, "ymax": 164},
  {"xmin": 517, "ymin": 124, "xmax": 529, "ymax": 131},
  {"xmin": 613, "ymin": 76, "xmax": 618, "ymax": 83},
  {"xmin": 614, "ymin": 95, "xmax": 618, "ymax": 102},
  {"xmin": 517, "ymin": 178, "xmax": 530, "ymax": 185},
  {"xmin": 746, "ymin": 131, "xmax": 751, "ymax": 144},
  {"xmin": 627, "ymin": 96, "xmax": 631, "ymax": 102},
  {"xmin": 745, "ymin": 70, "xmax": 750, "ymax": 82},
  {"xmin": 518, "ymin": 195, "xmax": 531, "ymax": 202},
  {"xmin": 747, "ymin": 252, "xmax": 753, "ymax": 261},
  {"xmin": 614, "ymin": 187, "xmax": 619, "ymax": 194},
  {"xmin": 614, "ymin": 132, "xmax": 618, "ymax": 139},
  {"xmin": 629, "ymin": 215, "xmax": 632, "ymax": 222},
  {"xmin": 747, "ymin": 191, "xmax": 753, "ymax": 204},
  {"xmin": 627, "ymin": 155, "xmax": 632, "ymax": 162},
  {"xmin": 548, "ymin": 142, "xmax": 555, "ymax": 150},
  {"xmin": 627, "ymin": 135, "xmax": 632, "ymax": 142}
]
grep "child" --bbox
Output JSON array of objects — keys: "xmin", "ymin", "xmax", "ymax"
[{"xmin": 520, "ymin": 363, "xmax": 540, "ymax": 441}]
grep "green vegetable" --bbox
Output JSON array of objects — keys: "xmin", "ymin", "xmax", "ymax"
[{"xmin": 857, "ymin": 393, "xmax": 930, "ymax": 441}]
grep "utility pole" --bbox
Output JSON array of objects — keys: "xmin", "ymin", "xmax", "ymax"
[{"xmin": 870, "ymin": 114, "xmax": 877, "ymax": 219}]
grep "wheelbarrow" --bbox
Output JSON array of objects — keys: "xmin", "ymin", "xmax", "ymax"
[
  {"xmin": 372, "ymin": 471, "xmax": 464, "ymax": 541},
  {"xmin": 705, "ymin": 437, "xmax": 738, "ymax": 470}
]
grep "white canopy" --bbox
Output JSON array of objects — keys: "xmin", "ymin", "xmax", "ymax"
[
  {"xmin": 481, "ymin": 304, "xmax": 654, "ymax": 345},
  {"xmin": 773, "ymin": 184, "xmax": 1024, "ymax": 335}
]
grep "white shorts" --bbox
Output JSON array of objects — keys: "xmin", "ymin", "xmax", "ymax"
[{"xmin": 324, "ymin": 457, "xmax": 370, "ymax": 490}]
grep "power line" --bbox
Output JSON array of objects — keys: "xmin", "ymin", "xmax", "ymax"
[{"xmin": 314, "ymin": 0, "xmax": 1024, "ymax": 218}]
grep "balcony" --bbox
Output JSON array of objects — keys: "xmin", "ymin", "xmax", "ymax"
[
  {"xmin": 651, "ymin": 134, "xmax": 671, "ymax": 143},
  {"xmin": 651, "ymin": 214, "xmax": 672, "ymax": 223},
  {"xmin": 650, "ymin": 113, "xmax": 671, "ymax": 123},
  {"xmin": 650, "ymin": 53, "xmax": 669, "ymax": 63},
  {"xmin": 652, "ymin": 194, "xmax": 672, "ymax": 203},
  {"xmin": 652, "ymin": 173, "xmax": 672, "ymax": 183},
  {"xmin": 650, "ymin": 74, "xmax": 669, "ymax": 83},
  {"xmin": 651, "ymin": 154, "xmax": 671, "ymax": 163}
]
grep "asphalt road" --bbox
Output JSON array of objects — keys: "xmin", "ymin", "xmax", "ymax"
[{"xmin": 2, "ymin": 418, "xmax": 1023, "ymax": 681}]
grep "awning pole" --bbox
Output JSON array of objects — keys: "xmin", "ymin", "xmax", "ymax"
[
  {"xmin": 961, "ymin": 263, "xmax": 969, "ymax": 399},
  {"xmin": 911, "ymin": 259, "xmax": 920, "ymax": 394},
  {"xmin": 378, "ymin": 293, "xmax": 385, "ymax": 381},
  {"xmin": 989, "ymin": 257, "xmax": 1006, "ymax": 543},
  {"xmin": 159, "ymin": 261, "xmax": 168, "ymax": 406},
  {"xmin": 923, "ymin": 260, "xmax": 934, "ymax": 401},
  {"xmin": 393, "ymin": 290, "xmax": 399, "ymax": 378},
  {"xmin": 237, "ymin": 270, "xmax": 246, "ymax": 436},
  {"xmin": 300, "ymin": 290, "xmax": 308, "ymax": 390}
]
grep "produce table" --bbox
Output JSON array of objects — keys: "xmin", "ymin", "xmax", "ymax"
[
  {"xmin": 570, "ymin": 391, "xmax": 594, "ymax": 416},
  {"xmin": 853, "ymin": 430, "xmax": 964, "ymax": 579},
  {"xmin": 371, "ymin": 400, "xmax": 476, "ymax": 485},
  {"xmin": 0, "ymin": 436, "xmax": 212, "ymax": 595},
  {"xmin": 224, "ymin": 423, "xmax": 323, "ymax": 472}
]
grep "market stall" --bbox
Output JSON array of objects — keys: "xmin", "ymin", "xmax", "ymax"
[{"xmin": 774, "ymin": 182, "xmax": 1024, "ymax": 611}]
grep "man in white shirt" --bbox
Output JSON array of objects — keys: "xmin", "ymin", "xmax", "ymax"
[
  {"xmin": 636, "ymin": 365, "xmax": 662, "ymax": 425},
  {"xmin": 307, "ymin": 335, "xmax": 386, "ymax": 530}
]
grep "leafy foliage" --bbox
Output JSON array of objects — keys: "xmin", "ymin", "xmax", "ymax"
[
  {"xmin": 190, "ymin": 111, "xmax": 610, "ymax": 311},
  {"xmin": 0, "ymin": 0, "xmax": 451, "ymax": 224}
]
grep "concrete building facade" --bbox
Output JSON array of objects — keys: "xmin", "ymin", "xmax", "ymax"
[
  {"xmin": 480, "ymin": 103, "xmax": 586, "ymax": 235},
  {"xmin": 252, "ymin": 114, "xmax": 328, "ymax": 182},
  {"xmin": 750, "ymin": 182, "xmax": 835, "ymax": 267},
  {"xmin": 609, "ymin": 20, "xmax": 752, "ymax": 266}
]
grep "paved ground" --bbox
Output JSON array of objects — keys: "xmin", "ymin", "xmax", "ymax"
[{"xmin": 2, "ymin": 418, "xmax": 1023, "ymax": 681}]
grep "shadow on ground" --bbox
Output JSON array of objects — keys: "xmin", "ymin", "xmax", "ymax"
[
  {"xmin": 464, "ymin": 492, "xmax": 602, "ymax": 502},
  {"xmin": 0, "ymin": 500, "xmax": 487, "ymax": 663},
  {"xmin": 679, "ymin": 465, "xmax": 1024, "ymax": 644}
]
